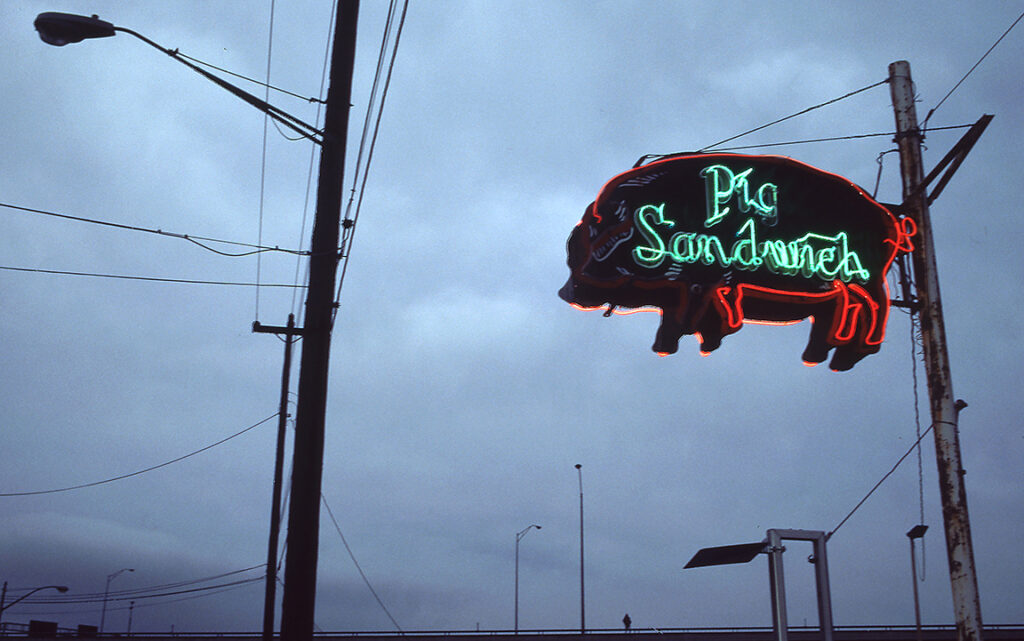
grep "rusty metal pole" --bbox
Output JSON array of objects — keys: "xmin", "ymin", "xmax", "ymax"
[{"xmin": 888, "ymin": 60, "xmax": 983, "ymax": 641}]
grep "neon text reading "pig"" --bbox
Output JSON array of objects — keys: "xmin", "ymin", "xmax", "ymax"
[{"xmin": 701, "ymin": 164, "xmax": 779, "ymax": 227}]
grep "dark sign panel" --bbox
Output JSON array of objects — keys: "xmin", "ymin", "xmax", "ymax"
[{"xmin": 559, "ymin": 153, "xmax": 916, "ymax": 371}]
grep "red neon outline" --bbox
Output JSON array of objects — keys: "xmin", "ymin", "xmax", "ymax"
[{"xmin": 569, "ymin": 153, "xmax": 915, "ymax": 357}]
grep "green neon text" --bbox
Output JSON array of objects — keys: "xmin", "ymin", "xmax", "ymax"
[
  {"xmin": 632, "ymin": 203, "xmax": 871, "ymax": 283},
  {"xmin": 700, "ymin": 164, "xmax": 779, "ymax": 227}
]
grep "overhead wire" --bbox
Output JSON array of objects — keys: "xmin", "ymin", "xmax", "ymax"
[
  {"xmin": 0, "ymin": 413, "xmax": 278, "ymax": 496},
  {"xmin": 826, "ymin": 419, "xmax": 948, "ymax": 540},
  {"xmin": 921, "ymin": 9, "xmax": 1024, "ymax": 130},
  {"xmin": 321, "ymin": 493, "xmax": 403, "ymax": 632},
  {"xmin": 175, "ymin": 52, "xmax": 325, "ymax": 105},
  {"xmin": 909, "ymin": 306, "xmax": 928, "ymax": 580},
  {"xmin": 11, "ymin": 579, "xmax": 266, "ymax": 617},
  {"xmin": 0, "ymin": 265, "xmax": 305, "ymax": 288},
  {"xmin": 637, "ymin": 124, "xmax": 974, "ymax": 164},
  {"xmin": 290, "ymin": 0, "xmax": 337, "ymax": 320},
  {"xmin": 255, "ymin": 0, "xmax": 279, "ymax": 323},
  {"xmin": 698, "ymin": 78, "xmax": 889, "ymax": 152},
  {"xmin": 19, "ymin": 566, "xmax": 266, "ymax": 603},
  {"xmin": 0, "ymin": 202, "xmax": 307, "ymax": 256},
  {"xmin": 332, "ymin": 0, "xmax": 409, "ymax": 325}
]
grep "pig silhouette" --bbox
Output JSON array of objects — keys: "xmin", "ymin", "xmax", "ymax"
[{"xmin": 559, "ymin": 153, "xmax": 915, "ymax": 371}]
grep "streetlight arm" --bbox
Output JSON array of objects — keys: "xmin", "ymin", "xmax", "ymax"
[
  {"xmin": 516, "ymin": 524, "xmax": 541, "ymax": 542},
  {"xmin": 34, "ymin": 12, "xmax": 323, "ymax": 144},
  {"xmin": 113, "ymin": 26, "xmax": 324, "ymax": 143},
  {"xmin": 1, "ymin": 586, "xmax": 68, "ymax": 611}
]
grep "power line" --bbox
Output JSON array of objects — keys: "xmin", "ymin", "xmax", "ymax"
[
  {"xmin": 10, "ymin": 579, "xmax": 265, "ymax": 618},
  {"xmin": 321, "ymin": 493, "xmax": 403, "ymax": 632},
  {"xmin": 254, "ymin": 0, "xmax": 278, "ymax": 323},
  {"xmin": 175, "ymin": 52, "xmax": 325, "ymax": 105},
  {"xmin": 28, "ymin": 578, "xmax": 265, "ymax": 605},
  {"xmin": 698, "ymin": 78, "xmax": 889, "ymax": 152},
  {"xmin": 0, "ymin": 414, "xmax": 277, "ymax": 496},
  {"xmin": 0, "ymin": 202, "xmax": 308, "ymax": 256},
  {"xmin": 20, "ymin": 566, "xmax": 266, "ymax": 603},
  {"xmin": 289, "ymin": 1, "xmax": 337, "ymax": 319},
  {"xmin": 922, "ymin": 9, "xmax": 1024, "ymax": 129},
  {"xmin": 827, "ymin": 420, "xmax": 946, "ymax": 540},
  {"xmin": 638, "ymin": 124, "xmax": 975, "ymax": 162},
  {"xmin": 0, "ymin": 265, "xmax": 306, "ymax": 288},
  {"xmin": 332, "ymin": 0, "xmax": 409, "ymax": 324}
]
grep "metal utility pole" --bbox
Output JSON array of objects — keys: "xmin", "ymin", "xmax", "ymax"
[
  {"xmin": 889, "ymin": 60, "xmax": 983, "ymax": 641},
  {"xmin": 280, "ymin": 3, "xmax": 359, "ymax": 641},
  {"xmin": 253, "ymin": 314, "xmax": 300, "ymax": 641},
  {"xmin": 575, "ymin": 464, "xmax": 585, "ymax": 634}
]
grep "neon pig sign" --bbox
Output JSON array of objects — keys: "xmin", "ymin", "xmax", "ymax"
[{"xmin": 558, "ymin": 153, "xmax": 916, "ymax": 371}]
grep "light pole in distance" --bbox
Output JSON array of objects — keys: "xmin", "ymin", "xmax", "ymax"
[
  {"xmin": 100, "ymin": 568, "xmax": 133, "ymax": 635},
  {"xmin": 514, "ymin": 524, "xmax": 541, "ymax": 633},
  {"xmin": 0, "ymin": 583, "xmax": 69, "ymax": 631},
  {"xmin": 575, "ymin": 463, "xmax": 585, "ymax": 633}
]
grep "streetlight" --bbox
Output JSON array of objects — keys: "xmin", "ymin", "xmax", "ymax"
[
  {"xmin": 514, "ymin": 524, "xmax": 541, "ymax": 633},
  {"xmin": 100, "ymin": 568, "xmax": 134, "ymax": 635},
  {"xmin": 32, "ymin": 12, "xmax": 322, "ymax": 143},
  {"xmin": 684, "ymin": 529, "xmax": 834, "ymax": 641},
  {"xmin": 35, "ymin": 6, "xmax": 364, "ymax": 638},
  {"xmin": 0, "ymin": 583, "xmax": 69, "ymax": 631},
  {"xmin": 575, "ymin": 463, "xmax": 585, "ymax": 633},
  {"xmin": 35, "ymin": 9, "xmax": 361, "ymax": 640},
  {"xmin": 907, "ymin": 525, "xmax": 929, "ymax": 641}
]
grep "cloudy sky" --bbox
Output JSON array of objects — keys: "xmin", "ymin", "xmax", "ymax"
[{"xmin": 3, "ymin": 0, "xmax": 1023, "ymax": 634}]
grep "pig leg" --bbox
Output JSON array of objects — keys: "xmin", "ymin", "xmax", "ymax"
[
  {"xmin": 653, "ymin": 305, "xmax": 686, "ymax": 354},
  {"xmin": 802, "ymin": 305, "xmax": 838, "ymax": 365}
]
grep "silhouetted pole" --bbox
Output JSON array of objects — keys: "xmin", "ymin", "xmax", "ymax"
[
  {"xmin": 907, "ymin": 525, "xmax": 928, "ymax": 641},
  {"xmin": 514, "ymin": 524, "xmax": 541, "ymax": 633},
  {"xmin": 575, "ymin": 464, "xmax": 585, "ymax": 633},
  {"xmin": 889, "ymin": 60, "xmax": 983, "ymax": 641},
  {"xmin": 255, "ymin": 314, "xmax": 299, "ymax": 641},
  {"xmin": 280, "ymin": 4, "xmax": 359, "ymax": 641}
]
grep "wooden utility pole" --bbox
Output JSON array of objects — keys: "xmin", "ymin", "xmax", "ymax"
[
  {"xmin": 889, "ymin": 60, "xmax": 983, "ymax": 641},
  {"xmin": 253, "ymin": 315, "xmax": 300, "ymax": 641},
  {"xmin": 280, "ymin": 3, "xmax": 360, "ymax": 641}
]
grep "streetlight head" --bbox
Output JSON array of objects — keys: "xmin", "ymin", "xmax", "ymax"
[
  {"xmin": 535, "ymin": 525, "xmax": 542, "ymax": 530},
  {"xmin": 907, "ymin": 525, "xmax": 928, "ymax": 540},
  {"xmin": 56, "ymin": 586, "xmax": 69, "ymax": 593},
  {"xmin": 575, "ymin": 463, "xmax": 581, "ymax": 469},
  {"xmin": 34, "ymin": 12, "xmax": 115, "ymax": 46}
]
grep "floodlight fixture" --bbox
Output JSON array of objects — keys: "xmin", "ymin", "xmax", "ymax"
[
  {"xmin": 907, "ymin": 524, "xmax": 929, "ymax": 540},
  {"xmin": 684, "ymin": 529, "xmax": 834, "ymax": 641},
  {"xmin": 684, "ymin": 541, "xmax": 767, "ymax": 569}
]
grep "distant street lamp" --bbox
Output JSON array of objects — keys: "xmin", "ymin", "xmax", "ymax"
[
  {"xmin": 0, "ymin": 583, "xmax": 69, "ymax": 630},
  {"xmin": 514, "ymin": 524, "xmax": 541, "ymax": 633},
  {"xmin": 575, "ymin": 464, "xmax": 585, "ymax": 633},
  {"xmin": 907, "ymin": 525, "xmax": 929, "ymax": 641},
  {"xmin": 100, "ymin": 568, "xmax": 134, "ymax": 635}
]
